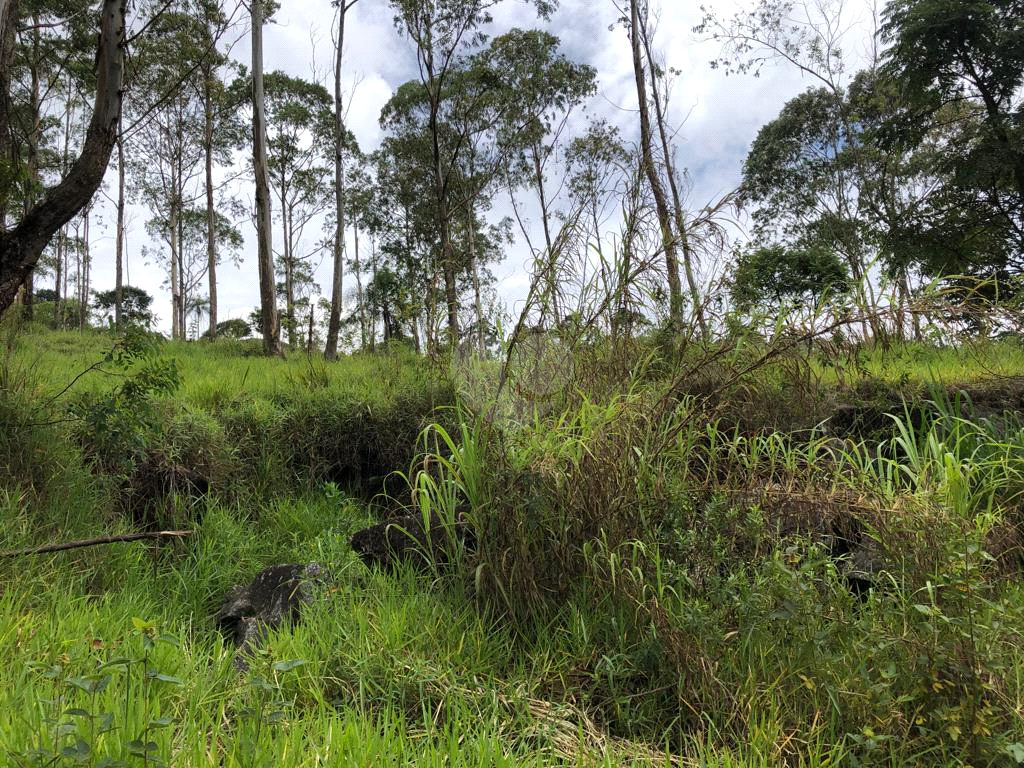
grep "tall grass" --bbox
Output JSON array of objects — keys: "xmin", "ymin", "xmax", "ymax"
[{"xmin": 3, "ymin": 323, "xmax": 1024, "ymax": 765}]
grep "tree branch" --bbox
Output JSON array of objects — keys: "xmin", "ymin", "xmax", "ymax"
[{"xmin": 1, "ymin": 530, "xmax": 194, "ymax": 557}]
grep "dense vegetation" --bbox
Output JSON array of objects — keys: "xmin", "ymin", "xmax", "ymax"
[
  {"xmin": 1, "ymin": 0, "xmax": 1023, "ymax": 765},
  {"xmin": 1, "ymin": 318, "xmax": 1023, "ymax": 765}
]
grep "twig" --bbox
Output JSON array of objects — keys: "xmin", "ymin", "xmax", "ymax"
[{"xmin": 0, "ymin": 531, "xmax": 194, "ymax": 557}]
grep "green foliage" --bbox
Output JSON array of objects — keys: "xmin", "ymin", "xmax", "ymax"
[
  {"xmin": 92, "ymin": 285, "xmax": 155, "ymax": 329},
  {"xmin": 731, "ymin": 243, "xmax": 850, "ymax": 314},
  {"xmin": 70, "ymin": 330, "xmax": 181, "ymax": 480},
  {"xmin": 879, "ymin": 0, "xmax": 1024, "ymax": 271},
  {"xmin": 202, "ymin": 317, "xmax": 252, "ymax": 340}
]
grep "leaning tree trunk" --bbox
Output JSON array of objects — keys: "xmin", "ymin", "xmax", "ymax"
[
  {"xmin": 636, "ymin": 8, "xmax": 707, "ymax": 339},
  {"xmin": 628, "ymin": 0, "xmax": 684, "ymax": 335},
  {"xmin": 0, "ymin": 0, "xmax": 126, "ymax": 316}
]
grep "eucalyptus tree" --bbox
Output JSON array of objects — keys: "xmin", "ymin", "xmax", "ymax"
[
  {"xmin": 251, "ymin": 0, "xmax": 281, "ymax": 355},
  {"xmin": 324, "ymin": 0, "xmax": 361, "ymax": 360},
  {"xmin": 144, "ymin": 206, "xmax": 242, "ymax": 338},
  {"xmin": 478, "ymin": 28, "xmax": 595, "ymax": 328},
  {"xmin": 126, "ymin": 5, "xmax": 211, "ymax": 339},
  {"xmin": 196, "ymin": 0, "xmax": 247, "ymax": 339},
  {"xmin": 564, "ymin": 120, "xmax": 636, "ymax": 337},
  {"xmin": 369, "ymin": 132, "xmax": 440, "ymax": 350},
  {"xmin": 619, "ymin": 0, "xmax": 706, "ymax": 337},
  {"xmin": 0, "ymin": 0, "xmax": 126, "ymax": 317},
  {"xmin": 262, "ymin": 71, "xmax": 333, "ymax": 346},
  {"xmin": 388, "ymin": 0, "xmax": 555, "ymax": 346},
  {"xmin": 348, "ymin": 161, "xmax": 374, "ymax": 349}
]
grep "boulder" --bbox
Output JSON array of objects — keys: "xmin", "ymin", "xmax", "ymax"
[
  {"xmin": 350, "ymin": 510, "xmax": 473, "ymax": 573},
  {"xmin": 216, "ymin": 563, "xmax": 327, "ymax": 668}
]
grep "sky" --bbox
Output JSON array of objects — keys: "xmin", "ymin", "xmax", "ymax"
[{"xmin": 99, "ymin": 0, "xmax": 874, "ymax": 338}]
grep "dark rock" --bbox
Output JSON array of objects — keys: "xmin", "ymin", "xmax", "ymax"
[
  {"xmin": 216, "ymin": 563, "xmax": 328, "ymax": 668},
  {"xmin": 350, "ymin": 509, "xmax": 473, "ymax": 573},
  {"xmin": 825, "ymin": 518, "xmax": 889, "ymax": 599}
]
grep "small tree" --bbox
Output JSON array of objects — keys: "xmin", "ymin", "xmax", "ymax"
[
  {"xmin": 731, "ymin": 243, "xmax": 850, "ymax": 326},
  {"xmin": 93, "ymin": 285, "xmax": 155, "ymax": 328}
]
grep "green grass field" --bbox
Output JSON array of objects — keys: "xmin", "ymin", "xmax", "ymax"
[{"xmin": 2, "ymin": 324, "xmax": 1023, "ymax": 766}]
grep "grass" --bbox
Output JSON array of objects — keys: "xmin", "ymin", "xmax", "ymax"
[
  {"xmin": 0, "ymin": 496, "xmax": 682, "ymax": 766},
  {"xmin": 2, "ymin": 323, "xmax": 1024, "ymax": 765},
  {"xmin": 813, "ymin": 337, "xmax": 1024, "ymax": 389}
]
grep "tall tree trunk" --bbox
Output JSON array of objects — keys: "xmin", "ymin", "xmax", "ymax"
[
  {"xmin": 467, "ymin": 210, "xmax": 484, "ymax": 353},
  {"xmin": 0, "ymin": 0, "xmax": 16, "ymax": 230},
  {"xmin": 353, "ymin": 223, "xmax": 367, "ymax": 349},
  {"xmin": 79, "ymin": 208, "xmax": 90, "ymax": 330},
  {"xmin": 628, "ymin": 0, "xmax": 683, "ymax": 334},
  {"xmin": 170, "ymin": 203, "xmax": 180, "ymax": 339},
  {"xmin": 53, "ymin": 228, "xmax": 62, "ymax": 328},
  {"xmin": 20, "ymin": 11, "xmax": 42, "ymax": 321},
  {"xmin": 637, "ymin": 10, "xmax": 706, "ymax": 338},
  {"xmin": 422, "ymin": 37, "xmax": 460, "ymax": 347},
  {"xmin": 251, "ymin": 0, "xmax": 281, "ymax": 356},
  {"xmin": 73, "ymin": 222, "xmax": 81, "ymax": 324},
  {"xmin": 115, "ymin": 114, "xmax": 125, "ymax": 326},
  {"xmin": 177, "ymin": 196, "xmax": 186, "ymax": 336},
  {"xmin": 55, "ymin": 78, "xmax": 74, "ymax": 329},
  {"xmin": 0, "ymin": 0, "xmax": 126, "ymax": 316},
  {"xmin": 284, "ymin": 204, "xmax": 295, "ymax": 346},
  {"xmin": 409, "ymin": 314, "xmax": 420, "ymax": 354},
  {"xmin": 370, "ymin": 234, "xmax": 378, "ymax": 351},
  {"xmin": 325, "ymin": 0, "xmax": 358, "ymax": 359},
  {"xmin": 435, "ymin": 174, "xmax": 459, "ymax": 347},
  {"xmin": 204, "ymin": 75, "xmax": 217, "ymax": 339}
]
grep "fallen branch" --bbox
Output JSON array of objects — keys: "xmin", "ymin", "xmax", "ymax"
[{"xmin": 0, "ymin": 530, "xmax": 194, "ymax": 557}]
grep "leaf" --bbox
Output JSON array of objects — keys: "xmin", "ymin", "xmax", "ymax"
[
  {"xmin": 127, "ymin": 739, "xmax": 159, "ymax": 756},
  {"xmin": 66, "ymin": 676, "xmax": 109, "ymax": 694},
  {"xmin": 145, "ymin": 671, "xmax": 183, "ymax": 685},
  {"xmin": 61, "ymin": 739, "xmax": 91, "ymax": 760},
  {"xmin": 131, "ymin": 617, "xmax": 156, "ymax": 632},
  {"xmin": 272, "ymin": 659, "xmax": 308, "ymax": 673},
  {"xmin": 99, "ymin": 657, "xmax": 133, "ymax": 670},
  {"xmin": 97, "ymin": 711, "xmax": 115, "ymax": 733},
  {"xmin": 1006, "ymin": 743, "xmax": 1024, "ymax": 765},
  {"xmin": 64, "ymin": 708, "xmax": 92, "ymax": 717},
  {"xmin": 248, "ymin": 675, "xmax": 275, "ymax": 692}
]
